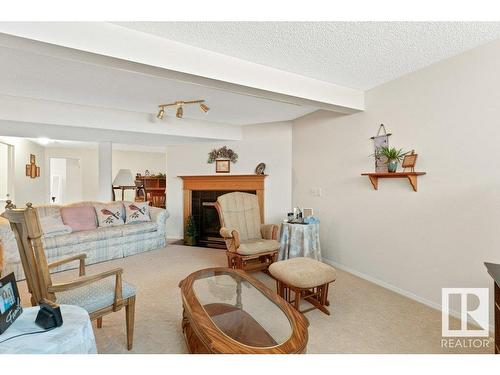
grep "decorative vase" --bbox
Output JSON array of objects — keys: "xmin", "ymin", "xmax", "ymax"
[{"xmin": 388, "ymin": 160, "xmax": 398, "ymax": 173}]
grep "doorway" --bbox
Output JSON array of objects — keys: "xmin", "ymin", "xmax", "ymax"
[
  {"xmin": 49, "ymin": 157, "xmax": 82, "ymax": 204},
  {"xmin": 0, "ymin": 142, "xmax": 14, "ymax": 209}
]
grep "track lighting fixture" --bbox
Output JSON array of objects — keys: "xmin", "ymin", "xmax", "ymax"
[
  {"xmin": 156, "ymin": 108, "xmax": 165, "ymax": 120},
  {"xmin": 176, "ymin": 105, "xmax": 183, "ymax": 119},
  {"xmin": 199, "ymin": 103, "xmax": 210, "ymax": 113},
  {"xmin": 156, "ymin": 99, "xmax": 209, "ymax": 120}
]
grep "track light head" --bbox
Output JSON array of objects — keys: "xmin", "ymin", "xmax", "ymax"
[
  {"xmin": 199, "ymin": 103, "xmax": 210, "ymax": 113},
  {"xmin": 157, "ymin": 99, "xmax": 207, "ymax": 120},
  {"xmin": 176, "ymin": 105, "xmax": 183, "ymax": 119},
  {"xmin": 156, "ymin": 107, "xmax": 165, "ymax": 120}
]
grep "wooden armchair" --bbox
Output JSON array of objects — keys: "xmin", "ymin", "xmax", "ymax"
[
  {"xmin": 134, "ymin": 180, "xmax": 148, "ymax": 202},
  {"xmin": 149, "ymin": 190, "xmax": 166, "ymax": 208},
  {"xmin": 4, "ymin": 201, "xmax": 136, "ymax": 350},
  {"xmin": 215, "ymin": 192, "xmax": 279, "ymax": 272}
]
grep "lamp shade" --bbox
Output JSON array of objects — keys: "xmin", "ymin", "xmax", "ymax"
[{"xmin": 113, "ymin": 169, "xmax": 134, "ymax": 186}]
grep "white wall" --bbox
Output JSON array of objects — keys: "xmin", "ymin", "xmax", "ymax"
[
  {"xmin": 292, "ymin": 38, "xmax": 500, "ymax": 319},
  {"xmin": 166, "ymin": 122, "xmax": 293, "ymax": 239},
  {"xmin": 0, "ymin": 136, "xmax": 46, "ymax": 206},
  {"xmin": 44, "ymin": 146, "xmax": 99, "ymax": 203}
]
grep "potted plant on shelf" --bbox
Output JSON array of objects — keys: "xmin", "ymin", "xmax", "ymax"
[
  {"xmin": 378, "ymin": 146, "xmax": 406, "ymax": 173},
  {"xmin": 184, "ymin": 215, "xmax": 198, "ymax": 246}
]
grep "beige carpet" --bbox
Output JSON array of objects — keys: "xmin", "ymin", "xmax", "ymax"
[{"xmin": 17, "ymin": 245, "xmax": 494, "ymax": 354}]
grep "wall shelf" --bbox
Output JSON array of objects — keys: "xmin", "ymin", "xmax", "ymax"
[{"xmin": 361, "ymin": 172, "xmax": 426, "ymax": 192}]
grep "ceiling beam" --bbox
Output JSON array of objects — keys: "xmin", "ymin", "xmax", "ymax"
[
  {"xmin": 0, "ymin": 94, "xmax": 243, "ymax": 142},
  {"xmin": 0, "ymin": 119, "xmax": 223, "ymax": 147},
  {"xmin": 0, "ymin": 23, "xmax": 364, "ymax": 114}
]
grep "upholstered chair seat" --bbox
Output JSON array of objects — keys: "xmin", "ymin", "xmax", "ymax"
[
  {"xmin": 269, "ymin": 257, "xmax": 336, "ymax": 315},
  {"xmin": 56, "ymin": 278, "xmax": 136, "ymax": 313},
  {"xmin": 215, "ymin": 192, "xmax": 279, "ymax": 271},
  {"xmin": 236, "ymin": 239, "xmax": 280, "ymax": 255}
]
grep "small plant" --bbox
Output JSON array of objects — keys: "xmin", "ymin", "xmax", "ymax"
[
  {"xmin": 377, "ymin": 146, "xmax": 406, "ymax": 163},
  {"xmin": 377, "ymin": 146, "xmax": 407, "ymax": 173},
  {"xmin": 185, "ymin": 215, "xmax": 198, "ymax": 246},
  {"xmin": 186, "ymin": 215, "xmax": 198, "ymax": 238}
]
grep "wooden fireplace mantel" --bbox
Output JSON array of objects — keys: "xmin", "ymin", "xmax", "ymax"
[
  {"xmin": 179, "ymin": 174, "xmax": 267, "ymax": 239},
  {"xmin": 179, "ymin": 174, "xmax": 267, "ymax": 191}
]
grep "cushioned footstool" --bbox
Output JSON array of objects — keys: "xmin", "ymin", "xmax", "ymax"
[{"xmin": 269, "ymin": 257, "xmax": 336, "ymax": 315}]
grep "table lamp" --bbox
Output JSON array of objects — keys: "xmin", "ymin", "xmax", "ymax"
[{"xmin": 113, "ymin": 169, "xmax": 134, "ymax": 187}]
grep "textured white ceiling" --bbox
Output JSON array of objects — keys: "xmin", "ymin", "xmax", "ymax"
[{"xmin": 114, "ymin": 22, "xmax": 500, "ymax": 90}]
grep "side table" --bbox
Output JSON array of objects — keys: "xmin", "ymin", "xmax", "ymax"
[
  {"xmin": 279, "ymin": 223, "xmax": 321, "ymax": 261},
  {"xmin": 0, "ymin": 304, "xmax": 97, "ymax": 354}
]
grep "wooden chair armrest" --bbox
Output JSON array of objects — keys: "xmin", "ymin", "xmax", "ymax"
[
  {"xmin": 261, "ymin": 224, "xmax": 279, "ymax": 240},
  {"xmin": 48, "ymin": 253, "xmax": 87, "ymax": 276},
  {"xmin": 48, "ymin": 268, "xmax": 123, "ymax": 293},
  {"xmin": 219, "ymin": 227, "xmax": 241, "ymax": 251}
]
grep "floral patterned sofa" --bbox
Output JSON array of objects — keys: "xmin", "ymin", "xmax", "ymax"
[{"xmin": 0, "ymin": 201, "xmax": 169, "ymax": 280}]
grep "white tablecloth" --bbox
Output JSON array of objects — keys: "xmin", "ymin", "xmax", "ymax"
[
  {"xmin": 279, "ymin": 223, "xmax": 322, "ymax": 261},
  {"xmin": 0, "ymin": 304, "xmax": 97, "ymax": 354}
]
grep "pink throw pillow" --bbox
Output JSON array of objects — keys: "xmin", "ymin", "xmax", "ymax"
[{"xmin": 61, "ymin": 206, "xmax": 97, "ymax": 232}]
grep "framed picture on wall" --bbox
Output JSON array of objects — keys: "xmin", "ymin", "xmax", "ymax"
[
  {"xmin": 402, "ymin": 152, "xmax": 418, "ymax": 172},
  {"xmin": 25, "ymin": 164, "xmax": 31, "ymax": 176},
  {"xmin": 30, "ymin": 154, "xmax": 35, "ymax": 164},
  {"xmin": 215, "ymin": 160, "xmax": 230, "ymax": 173}
]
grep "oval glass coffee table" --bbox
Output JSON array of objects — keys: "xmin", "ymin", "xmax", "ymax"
[{"xmin": 179, "ymin": 267, "xmax": 309, "ymax": 354}]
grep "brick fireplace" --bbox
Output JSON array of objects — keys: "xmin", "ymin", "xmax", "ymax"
[{"xmin": 179, "ymin": 175, "xmax": 266, "ymax": 248}]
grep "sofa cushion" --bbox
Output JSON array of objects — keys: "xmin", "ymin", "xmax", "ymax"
[
  {"xmin": 42, "ymin": 226, "xmax": 124, "ymax": 249},
  {"xmin": 269, "ymin": 257, "xmax": 336, "ymax": 289},
  {"xmin": 55, "ymin": 277, "xmax": 136, "ymax": 313},
  {"xmin": 39, "ymin": 215, "xmax": 72, "ymax": 237},
  {"xmin": 124, "ymin": 202, "xmax": 151, "ymax": 224},
  {"xmin": 68, "ymin": 201, "xmax": 125, "ymax": 219},
  {"xmin": 61, "ymin": 206, "xmax": 97, "ymax": 232},
  {"xmin": 35, "ymin": 206, "xmax": 63, "ymax": 220},
  {"xmin": 94, "ymin": 203, "xmax": 125, "ymax": 228},
  {"xmin": 237, "ymin": 239, "xmax": 280, "ymax": 255},
  {"xmin": 121, "ymin": 222, "xmax": 158, "ymax": 236}
]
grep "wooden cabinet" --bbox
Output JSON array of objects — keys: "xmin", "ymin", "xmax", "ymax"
[
  {"xmin": 136, "ymin": 176, "xmax": 166, "ymax": 208},
  {"xmin": 485, "ymin": 262, "xmax": 500, "ymax": 354},
  {"xmin": 496, "ymin": 282, "xmax": 499, "ymax": 354},
  {"xmin": 136, "ymin": 176, "xmax": 166, "ymax": 190}
]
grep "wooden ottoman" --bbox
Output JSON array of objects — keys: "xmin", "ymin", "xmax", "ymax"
[{"xmin": 269, "ymin": 257, "xmax": 336, "ymax": 315}]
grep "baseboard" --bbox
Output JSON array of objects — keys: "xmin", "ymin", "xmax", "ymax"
[
  {"xmin": 322, "ymin": 257, "xmax": 494, "ymax": 333},
  {"xmin": 166, "ymin": 236, "xmax": 183, "ymax": 241}
]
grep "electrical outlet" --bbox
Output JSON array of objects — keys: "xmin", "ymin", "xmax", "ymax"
[{"xmin": 310, "ymin": 187, "xmax": 322, "ymax": 197}]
